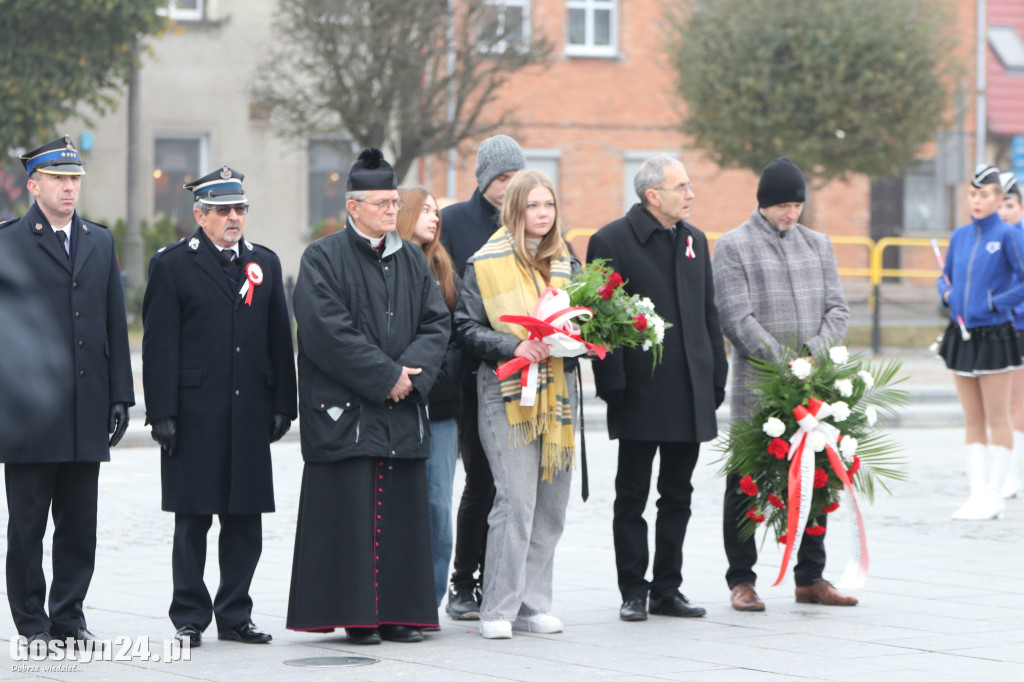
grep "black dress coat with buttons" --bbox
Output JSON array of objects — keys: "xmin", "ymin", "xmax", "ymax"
[
  {"xmin": 587, "ymin": 204, "xmax": 728, "ymax": 444},
  {"xmin": 142, "ymin": 228, "xmax": 297, "ymax": 514},
  {"xmin": 0, "ymin": 203, "xmax": 134, "ymax": 464}
]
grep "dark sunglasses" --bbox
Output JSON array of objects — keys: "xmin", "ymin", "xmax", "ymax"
[{"xmin": 205, "ymin": 204, "xmax": 249, "ymax": 216}]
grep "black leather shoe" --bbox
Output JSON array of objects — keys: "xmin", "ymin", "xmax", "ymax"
[
  {"xmin": 51, "ymin": 627, "xmax": 97, "ymax": 645},
  {"xmin": 619, "ymin": 595, "xmax": 648, "ymax": 622},
  {"xmin": 380, "ymin": 624, "xmax": 424, "ymax": 643},
  {"xmin": 345, "ymin": 627, "xmax": 381, "ymax": 645},
  {"xmin": 445, "ymin": 583, "xmax": 480, "ymax": 620},
  {"xmin": 218, "ymin": 620, "xmax": 271, "ymax": 644},
  {"xmin": 649, "ymin": 591, "xmax": 706, "ymax": 618},
  {"xmin": 175, "ymin": 624, "xmax": 202, "ymax": 648},
  {"xmin": 25, "ymin": 632, "xmax": 52, "ymax": 647}
]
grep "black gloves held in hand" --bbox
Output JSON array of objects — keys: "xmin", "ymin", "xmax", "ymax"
[{"xmin": 151, "ymin": 417, "xmax": 177, "ymax": 456}]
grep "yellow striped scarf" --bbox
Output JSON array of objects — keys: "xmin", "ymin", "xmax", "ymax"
[{"xmin": 473, "ymin": 227, "xmax": 574, "ymax": 482}]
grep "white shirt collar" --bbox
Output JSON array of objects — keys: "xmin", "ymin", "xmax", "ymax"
[
  {"xmin": 215, "ymin": 244, "xmax": 240, "ymax": 257},
  {"xmin": 350, "ymin": 222, "xmax": 385, "ymax": 249},
  {"xmin": 51, "ymin": 221, "xmax": 72, "ymax": 235}
]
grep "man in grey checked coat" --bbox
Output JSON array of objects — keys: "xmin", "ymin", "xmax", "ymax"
[{"xmin": 712, "ymin": 157, "xmax": 856, "ymax": 611}]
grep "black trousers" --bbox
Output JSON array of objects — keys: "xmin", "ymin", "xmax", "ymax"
[
  {"xmin": 170, "ymin": 513, "xmax": 262, "ymax": 632},
  {"xmin": 723, "ymin": 473, "xmax": 827, "ymax": 588},
  {"xmin": 450, "ymin": 373, "xmax": 495, "ymax": 590},
  {"xmin": 612, "ymin": 440, "xmax": 700, "ymax": 601},
  {"xmin": 5, "ymin": 462, "xmax": 100, "ymax": 636}
]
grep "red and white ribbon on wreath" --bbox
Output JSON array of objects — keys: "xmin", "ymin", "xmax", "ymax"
[
  {"xmin": 239, "ymin": 262, "xmax": 263, "ymax": 307},
  {"xmin": 774, "ymin": 396, "xmax": 869, "ymax": 589},
  {"xmin": 496, "ymin": 286, "xmax": 606, "ymax": 406}
]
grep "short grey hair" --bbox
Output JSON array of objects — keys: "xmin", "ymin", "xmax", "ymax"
[
  {"xmin": 346, "ymin": 190, "xmax": 368, "ymax": 203},
  {"xmin": 634, "ymin": 155, "xmax": 685, "ymax": 205}
]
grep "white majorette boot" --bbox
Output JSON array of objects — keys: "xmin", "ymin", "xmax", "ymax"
[
  {"xmin": 1002, "ymin": 437, "xmax": 1022, "ymax": 499},
  {"xmin": 951, "ymin": 443, "xmax": 988, "ymax": 520},
  {"xmin": 983, "ymin": 445, "xmax": 1011, "ymax": 519}
]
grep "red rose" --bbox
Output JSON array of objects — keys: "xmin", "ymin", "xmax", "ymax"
[
  {"xmin": 767, "ymin": 437, "xmax": 788, "ymax": 459},
  {"xmin": 805, "ymin": 525, "xmax": 826, "ymax": 536},
  {"xmin": 768, "ymin": 493, "xmax": 785, "ymax": 509},
  {"xmin": 739, "ymin": 475, "xmax": 759, "ymax": 496},
  {"xmin": 777, "ymin": 533, "xmax": 788, "ymax": 544},
  {"xmin": 847, "ymin": 455, "xmax": 861, "ymax": 476},
  {"xmin": 608, "ymin": 272, "xmax": 623, "ymax": 290},
  {"xmin": 632, "ymin": 314, "xmax": 648, "ymax": 331},
  {"xmin": 746, "ymin": 509, "xmax": 765, "ymax": 523},
  {"xmin": 813, "ymin": 468, "xmax": 829, "ymax": 489},
  {"xmin": 598, "ymin": 284, "xmax": 614, "ymax": 300},
  {"xmin": 597, "ymin": 272, "xmax": 624, "ymax": 300},
  {"xmin": 822, "ymin": 502, "xmax": 840, "ymax": 513}
]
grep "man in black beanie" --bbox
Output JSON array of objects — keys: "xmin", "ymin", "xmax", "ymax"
[
  {"xmin": 713, "ymin": 157, "xmax": 856, "ymax": 611},
  {"xmin": 287, "ymin": 148, "xmax": 450, "ymax": 643}
]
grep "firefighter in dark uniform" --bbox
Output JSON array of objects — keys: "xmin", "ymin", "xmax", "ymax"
[
  {"xmin": 142, "ymin": 166, "xmax": 297, "ymax": 647},
  {"xmin": 0, "ymin": 136, "xmax": 134, "ymax": 649}
]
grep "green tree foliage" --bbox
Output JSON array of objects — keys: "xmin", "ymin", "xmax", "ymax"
[
  {"xmin": 667, "ymin": 0, "xmax": 960, "ymax": 181},
  {"xmin": 0, "ymin": 0, "xmax": 166, "ymax": 154},
  {"xmin": 253, "ymin": 0, "xmax": 553, "ymax": 181}
]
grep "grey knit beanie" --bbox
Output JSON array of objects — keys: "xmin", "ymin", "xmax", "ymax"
[{"xmin": 475, "ymin": 135, "xmax": 526, "ymax": 191}]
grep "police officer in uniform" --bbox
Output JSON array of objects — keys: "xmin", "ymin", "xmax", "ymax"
[
  {"xmin": 142, "ymin": 166, "xmax": 297, "ymax": 647},
  {"xmin": 0, "ymin": 136, "xmax": 134, "ymax": 648}
]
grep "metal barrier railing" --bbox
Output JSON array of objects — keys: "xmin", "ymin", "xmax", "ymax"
[{"xmin": 564, "ymin": 228, "xmax": 951, "ymax": 353}]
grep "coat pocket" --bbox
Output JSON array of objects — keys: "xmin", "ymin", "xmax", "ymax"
[
  {"xmin": 309, "ymin": 393, "xmax": 362, "ymax": 446},
  {"xmin": 179, "ymin": 368, "xmax": 203, "ymax": 387}
]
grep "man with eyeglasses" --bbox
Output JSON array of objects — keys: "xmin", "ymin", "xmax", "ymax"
[
  {"xmin": 713, "ymin": 157, "xmax": 853, "ymax": 611},
  {"xmin": 588, "ymin": 154, "xmax": 728, "ymax": 623},
  {"xmin": 287, "ymin": 148, "xmax": 449, "ymax": 644},
  {"xmin": 0, "ymin": 136, "xmax": 134, "ymax": 650},
  {"xmin": 141, "ymin": 165, "xmax": 297, "ymax": 647}
]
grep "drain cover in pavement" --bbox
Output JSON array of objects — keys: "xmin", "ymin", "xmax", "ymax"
[{"xmin": 284, "ymin": 656, "xmax": 379, "ymax": 667}]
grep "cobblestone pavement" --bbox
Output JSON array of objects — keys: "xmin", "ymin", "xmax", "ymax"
[{"xmin": 2, "ymin": 414, "xmax": 1023, "ymax": 680}]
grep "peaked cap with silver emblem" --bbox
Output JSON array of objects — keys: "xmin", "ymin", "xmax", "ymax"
[{"xmin": 184, "ymin": 165, "xmax": 248, "ymax": 205}]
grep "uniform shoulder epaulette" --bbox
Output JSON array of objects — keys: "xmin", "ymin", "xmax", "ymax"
[
  {"xmin": 82, "ymin": 219, "xmax": 109, "ymax": 231},
  {"xmin": 153, "ymin": 238, "xmax": 188, "ymax": 257},
  {"xmin": 249, "ymin": 240, "xmax": 277, "ymax": 257},
  {"xmin": 0, "ymin": 217, "xmax": 19, "ymax": 230}
]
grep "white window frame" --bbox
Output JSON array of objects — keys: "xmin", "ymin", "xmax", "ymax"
[
  {"xmin": 153, "ymin": 134, "xmax": 208, "ymax": 229},
  {"xmin": 481, "ymin": 0, "xmax": 531, "ymax": 55},
  {"xmin": 158, "ymin": 0, "xmax": 204, "ymax": 22},
  {"xmin": 565, "ymin": 0, "xmax": 618, "ymax": 58}
]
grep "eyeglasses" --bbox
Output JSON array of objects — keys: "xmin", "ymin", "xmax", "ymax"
[
  {"xmin": 205, "ymin": 204, "xmax": 249, "ymax": 216},
  {"xmin": 355, "ymin": 198, "xmax": 404, "ymax": 211},
  {"xmin": 655, "ymin": 183, "xmax": 694, "ymax": 194}
]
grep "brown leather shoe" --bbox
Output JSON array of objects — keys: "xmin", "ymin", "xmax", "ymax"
[
  {"xmin": 730, "ymin": 583, "xmax": 765, "ymax": 611},
  {"xmin": 794, "ymin": 580, "xmax": 858, "ymax": 606}
]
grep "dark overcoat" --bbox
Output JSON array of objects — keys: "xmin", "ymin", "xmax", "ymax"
[
  {"xmin": 0, "ymin": 203, "xmax": 134, "ymax": 463},
  {"xmin": 141, "ymin": 228, "xmax": 297, "ymax": 514},
  {"xmin": 587, "ymin": 204, "xmax": 728, "ymax": 443},
  {"xmin": 292, "ymin": 224, "xmax": 450, "ymax": 464}
]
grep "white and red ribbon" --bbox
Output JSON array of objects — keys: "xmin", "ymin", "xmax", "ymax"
[
  {"xmin": 496, "ymin": 287, "xmax": 606, "ymax": 406},
  {"xmin": 239, "ymin": 262, "xmax": 263, "ymax": 307},
  {"xmin": 774, "ymin": 396, "xmax": 869, "ymax": 588},
  {"xmin": 685, "ymin": 235, "xmax": 695, "ymax": 259}
]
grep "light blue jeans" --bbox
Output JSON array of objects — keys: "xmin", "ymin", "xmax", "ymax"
[{"xmin": 425, "ymin": 417, "xmax": 459, "ymax": 606}]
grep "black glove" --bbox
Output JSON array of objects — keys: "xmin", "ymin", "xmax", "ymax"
[
  {"xmin": 714, "ymin": 387, "xmax": 726, "ymax": 409},
  {"xmin": 108, "ymin": 402, "xmax": 129, "ymax": 447},
  {"xmin": 151, "ymin": 417, "xmax": 177, "ymax": 457},
  {"xmin": 270, "ymin": 413, "xmax": 292, "ymax": 443},
  {"xmin": 602, "ymin": 390, "xmax": 625, "ymax": 408}
]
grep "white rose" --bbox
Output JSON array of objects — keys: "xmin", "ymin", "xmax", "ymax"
[
  {"xmin": 642, "ymin": 338, "xmax": 652, "ymax": 351},
  {"xmin": 834, "ymin": 378, "xmax": 854, "ymax": 397},
  {"xmin": 651, "ymin": 315, "xmax": 666, "ymax": 343},
  {"xmin": 857, "ymin": 370, "xmax": 875, "ymax": 388},
  {"xmin": 831, "ymin": 401, "xmax": 851, "ymax": 422},
  {"xmin": 829, "ymin": 346, "xmax": 849, "ymax": 365},
  {"xmin": 638, "ymin": 297, "xmax": 655, "ymax": 311},
  {"xmin": 790, "ymin": 358, "xmax": 813, "ymax": 380},
  {"xmin": 839, "ymin": 435, "xmax": 858, "ymax": 457},
  {"xmin": 864, "ymin": 405, "xmax": 877, "ymax": 426},
  {"xmin": 808, "ymin": 431, "xmax": 827, "ymax": 453},
  {"xmin": 762, "ymin": 417, "xmax": 786, "ymax": 438}
]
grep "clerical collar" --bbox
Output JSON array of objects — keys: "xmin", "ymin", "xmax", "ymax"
[{"xmin": 350, "ymin": 222, "xmax": 385, "ymax": 249}]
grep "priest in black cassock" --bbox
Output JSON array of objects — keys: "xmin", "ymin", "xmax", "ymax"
[{"xmin": 287, "ymin": 149, "xmax": 450, "ymax": 644}]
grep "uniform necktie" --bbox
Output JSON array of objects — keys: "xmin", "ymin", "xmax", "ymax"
[
  {"xmin": 58, "ymin": 230, "xmax": 69, "ymax": 259},
  {"xmin": 219, "ymin": 248, "xmax": 240, "ymax": 288}
]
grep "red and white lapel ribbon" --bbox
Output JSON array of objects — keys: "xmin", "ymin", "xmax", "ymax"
[
  {"xmin": 496, "ymin": 287, "xmax": 606, "ymax": 406},
  {"xmin": 685, "ymin": 235, "xmax": 695, "ymax": 259},
  {"xmin": 239, "ymin": 262, "xmax": 263, "ymax": 307},
  {"xmin": 774, "ymin": 396, "xmax": 869, "ymax": 588}
]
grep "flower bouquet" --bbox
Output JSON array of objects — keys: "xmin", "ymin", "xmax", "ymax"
[
  {"xmin": 719, "ymin": 344, "xmax": 908, "ymax": 587},
  {"xmin": 566, "ymin": 258, "xmax": 670, "ymax": 366}
]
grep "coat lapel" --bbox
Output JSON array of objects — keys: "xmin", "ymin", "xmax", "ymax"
[
  {"xmin": 189, "ymin": 229, "xmax": 235, "ymax": 301},
  {"xmin": 71, "ymin": 216, "xmax": 95, "ymax": 278},
  {"xmin": 28, "ymin": 205, "xmax": 71, "ymax": 273}
]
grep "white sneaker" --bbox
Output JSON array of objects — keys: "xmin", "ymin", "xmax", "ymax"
[
  {"xmin": 480, "ymin": 620, "xmax": 512, "ymax": 639},
  {"xmin": 512, "ymin": 612, "xmax": 563, "ymax": 634}
]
